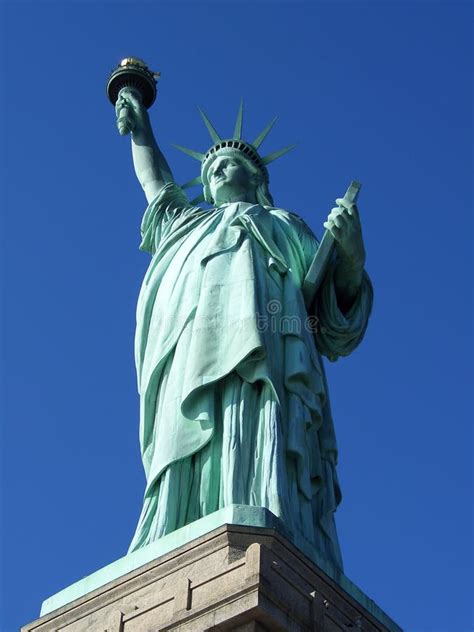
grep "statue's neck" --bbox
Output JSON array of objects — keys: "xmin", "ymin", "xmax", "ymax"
[{"xmin": 215, "ymin": 189, "xmax": 257, "ymax": 205}]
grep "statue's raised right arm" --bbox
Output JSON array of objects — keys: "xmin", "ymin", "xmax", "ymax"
[{"xmin": 115, "ymin": 87, "xmax": 174, "ymax": 203}]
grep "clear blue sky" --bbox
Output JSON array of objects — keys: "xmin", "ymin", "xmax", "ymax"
[{"xmin": 1, "ymin": 2, "xmax": 472, "ymax": 631}]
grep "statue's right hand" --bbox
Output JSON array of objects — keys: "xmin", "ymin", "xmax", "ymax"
[{"xmin": 115, "ymin": 87, "xmax": 148, "ymax": 136}]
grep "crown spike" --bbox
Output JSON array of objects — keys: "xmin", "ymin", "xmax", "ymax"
[
  {"xmin": 172, "ymin": 144, "xmax": 205, "ymax": 161},
  {"xmin": 181, "ymin": 175, "xmax": 202, "ymax": 189},
  {"xmin": 252, "ymin": 116, "xmax": 278, "ymax": 149},
  {"xmin": 233, "ymin": 100, "xmax": 244, "ymax": 140},
  {"xmin": 261, "ymin": 144, "xmax": 297, "ymax": 166},
  {"xmin": 198, "ymin": 107, "xmax": 222, "ymax": 143},
  {"xmin": 190, "ymin": 192, "xmax": 206, "ymax": 205}
]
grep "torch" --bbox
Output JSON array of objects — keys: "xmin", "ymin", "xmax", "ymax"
[{"xmin": 106, "ymin": 57, "xmax": 160, "ymax": 135}]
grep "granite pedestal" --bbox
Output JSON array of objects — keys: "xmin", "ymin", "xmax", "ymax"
[{"xmin": 22, "ymin": 506, "xmax": 401, "ymax": 632}]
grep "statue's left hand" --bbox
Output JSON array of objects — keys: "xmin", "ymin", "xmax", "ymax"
[{"xmin": 324, "ymin": 199, "xmax": 366, "ymax": 271}]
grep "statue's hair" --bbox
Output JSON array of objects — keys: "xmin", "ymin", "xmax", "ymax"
[{"xmin": 202, "ymin": 149, "xmax": 274, "ymax": 207}]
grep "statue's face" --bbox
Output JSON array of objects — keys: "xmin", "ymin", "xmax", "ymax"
[{"xmin": 207, "ymin": 155, "xmax": 256, "ymax": 204}]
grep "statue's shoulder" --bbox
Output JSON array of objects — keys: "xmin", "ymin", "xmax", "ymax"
[
  {"xmin": 268, "ymin": 208, "xmax": 317, "ymax": 243},
  {"xmin": 151, "ymin": 182, "xmax": 192, "ymax": 211}
]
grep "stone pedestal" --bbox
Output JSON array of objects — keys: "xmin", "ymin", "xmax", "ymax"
[{"xmin": 22, "ymin": 520, "xmax": 401, "ymax": 632}]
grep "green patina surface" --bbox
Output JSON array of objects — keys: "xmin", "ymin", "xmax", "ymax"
[{"xmin": 112, "ymin": 90, "xmax": 372, "ymax": 569}]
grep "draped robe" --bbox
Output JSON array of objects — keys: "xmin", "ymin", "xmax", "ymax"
[{"xmin": 129, "ymin": 183, "xmax": 373, "ymax": 569}]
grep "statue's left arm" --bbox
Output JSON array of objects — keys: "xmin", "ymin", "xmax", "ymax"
[
  {"xmin": 307, "ymin": 198, "xmax": 374, "ymax": 361},
  {"xmin": 325, "ymin": 197, "xmax": 367, "ymax": 314}
]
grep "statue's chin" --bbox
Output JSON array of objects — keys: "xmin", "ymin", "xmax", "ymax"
[{"xmin": 212, "ymin": 182, "xmax": 257, "ymax": 206}]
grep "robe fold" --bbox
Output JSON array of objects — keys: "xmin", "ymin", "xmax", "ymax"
[{"xmin": 129, "ymin": 183, "xmax": 373, "ymax": 569}]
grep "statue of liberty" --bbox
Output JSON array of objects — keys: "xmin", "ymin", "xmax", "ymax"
[{"xmin": 114, "ymin": 87, "xmax": 373, "ymax": 571}]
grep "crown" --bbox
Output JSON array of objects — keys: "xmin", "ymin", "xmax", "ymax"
[{"xmin": 173, "ymin": 101, "xmax": 295, "ymax": 204}]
